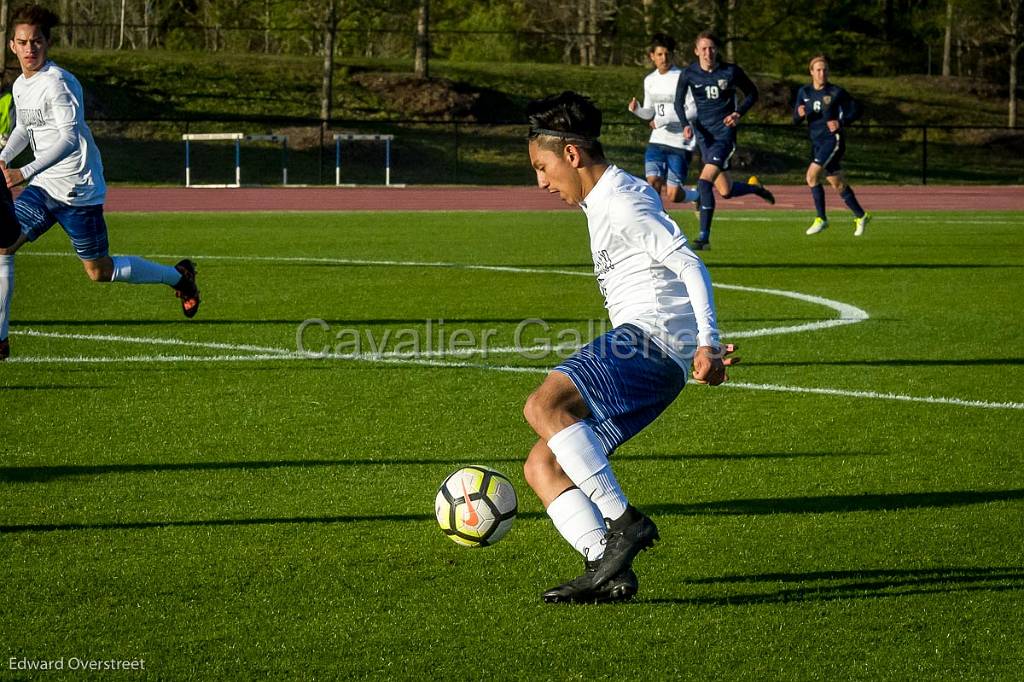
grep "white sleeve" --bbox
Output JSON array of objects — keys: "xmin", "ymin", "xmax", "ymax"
[
  {"xmin": 609, "ymin": 194, "xmax": 721, "ymax": 348},
  {"xmin": 631, "ymin": 79, "xmax": 655, "ymax": 120},
  {"xmin": 660, "ymin": 248, "xmax": 721, "ymax": 348},
  {"xmin": 684, "ymin": 89, "xmax": 698, "ymax": 123},
  {"xmin": 19, "ymin": 80, "xmax": 79, "ymax": 179},
  {"xmin": 0, "ymin": 124, "xmax": 29, "ymax": 163}
]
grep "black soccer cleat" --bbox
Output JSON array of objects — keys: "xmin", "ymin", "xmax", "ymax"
[
  {"xmin": 172, "ymin": 259, "xmax": 201, "ymax": 318},
  {"xmin": 691, "ymin": 239, "xmax": 710, "ymax": 251},
  {"xmin": 0, "ymin": 337, "xmax": 8, "ymax": 361},
  {"xmin": 748, "ymin": 175, "xmax": 775, "ymax": 205},
  {"xmin": 592, "ymin": 506, "xmax": 659, "ymax": 586},
  {"xmin": 542, "ymin": 559, "xmax": 638, "ymax": 604}
]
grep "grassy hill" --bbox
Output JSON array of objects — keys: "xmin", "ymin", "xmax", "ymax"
[{"xmin": 50, "ymin": 48, "xmax": 1024, "ymax": 186}]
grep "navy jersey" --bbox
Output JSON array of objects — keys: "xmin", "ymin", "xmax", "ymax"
[
  {"xmin": 793, "ymin": 83, "xmax": 861, "ymax": 142},
  {"xmin": 673, "ymin": 61, "xmax": 758, "ymax": 136}
]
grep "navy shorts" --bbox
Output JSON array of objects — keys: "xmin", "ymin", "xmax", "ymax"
[
  {"xmin": 554, "ymin": 324, "xmax": 688, "ymax": 454},
  {"xmin": 694, "ymin": 126, "xmax": 737, "ymax": 170},
  {"xmin": 15, "ymin": 185, "xmax": 109, "ymax": 260},
  {"xmin": 644, "ymin": 143, "xmax": 692, "ymax": 187},
  {"xmin": 811, "ymin": 134, "xmax": 845, "ymax": 174}
]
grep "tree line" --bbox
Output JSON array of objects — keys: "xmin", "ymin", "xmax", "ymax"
[{"xmin": 1, "ymin": 1, "xmax": 1021, "ymax": 125}]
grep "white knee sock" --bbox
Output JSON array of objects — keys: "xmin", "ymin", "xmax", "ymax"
[
  {"xmin": 110, "ymin": 256, "xmax": 181, "ymax": 285},
  {"xmin": 0, "ymin": 254, "xmax": 13, "ymax": 339},
  {"xmin": 547, "ymin": 421, "xmax": 628, "ymax": 522},
  {"xmin": 546, "ymin": 487, "xmax": 607, "ymax": 560}
]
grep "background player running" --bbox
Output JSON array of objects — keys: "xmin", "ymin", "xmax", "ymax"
[
  {"xmin": 673, "ymin": 31, "xmax": 775, "ymax": 250},
  {"xmin": 0, "ymin": 4, "xmax": 199, "ymax": 360},
  {"xmin": 524, "ymin": 91, "xmax": 737, "ymax": 603},
  {"xmin": 628, "ymin": 33, "xmax": 700, "ymax": 206},
  {"xmin": 794, "ymin": 53, "xmax": 871, "ymax": 237}
]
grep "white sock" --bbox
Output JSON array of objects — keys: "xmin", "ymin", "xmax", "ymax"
[
  {"xmin": 546, "ymin": 487, "xmax": 606, "ymax": 560},
  {"xmin": 0, "ymin": 254, "xmax": 13, "ymax": 339},
  {"xmin": 547, "ymin": 421, "xmax": 628, "ymax": 521},
  {"xmin": 683, "ymin": 186, "xmax": 700, "ymax": 203},
  {"xmin": 111, "ymin": 255, "xmax": 181, "ymax": 285}
]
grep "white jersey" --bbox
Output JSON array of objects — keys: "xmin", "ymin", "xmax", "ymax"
[
  {"xmin": 630, "ymin": 67, "xmax": 696, "ymax": 151},
  {"xmin": 0, "ymin": 61, "xmax": 105, "ymax": 205},
  {"xmin": 580, "ymin": 164, "xmax": 720, "ymax": 367}
]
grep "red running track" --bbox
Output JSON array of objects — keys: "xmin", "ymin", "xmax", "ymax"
[{"xmin": 103, "ymin": 185, "xmax": 1024, "ymax": 213}]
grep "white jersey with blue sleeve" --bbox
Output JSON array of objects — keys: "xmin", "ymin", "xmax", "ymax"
[
  {"xmin": 579, "ymin": 164, "xmax": 721, "ymax": 366},
  {"xmin": 0, "ymin": 61, "xmax": 106, "ymax": 206}
]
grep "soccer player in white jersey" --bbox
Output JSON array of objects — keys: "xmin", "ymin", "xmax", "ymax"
[
  {"xmin": 628, "ymin": 33, "xmax": 699, "ymax": 206},
  {"xmin": 524, "ymin": 91, "xmax": 737, "ymax": 603},
  {"xmin": 0, "ymin": 4, "xmax": 200, "ymax": 360}
]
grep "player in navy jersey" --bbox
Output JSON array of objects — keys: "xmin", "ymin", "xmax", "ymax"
[
  {"xmin": 672, "ymin": 31, "xmax": 775, "ymax": 250},
  {"xmin": 794, "ymin": 54, "xmax": 871, "ymax": 236}
]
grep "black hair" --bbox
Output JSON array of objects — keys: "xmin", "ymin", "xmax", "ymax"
[
  {"xmin": 650, "ymin": 33, "xmax": 676, "ymax": 53},
  {"xmin": 11, "ymin": 4, "xmax": 60, "ymax": 41},
  {"xmin": 526, "ymin": 91, "xmax": 605, "ymax": 159}
]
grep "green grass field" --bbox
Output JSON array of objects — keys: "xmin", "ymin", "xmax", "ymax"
[{"xmin": 2, "ymin": 208, "xmax": 1023, "ymax": 679}]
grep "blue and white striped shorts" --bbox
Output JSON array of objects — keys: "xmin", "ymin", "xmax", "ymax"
[
  {"xmin": 554, "ymin": 324, "xmax": 687, "ymax": 454},
  {"xmin": 15, "ymin": 185, "xmax": 109, "ymax": 260}
]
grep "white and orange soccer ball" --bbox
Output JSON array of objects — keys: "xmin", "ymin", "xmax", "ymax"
[{"xmin": 435, "ymin": 466, "xmax": 517, "ymax": 547}]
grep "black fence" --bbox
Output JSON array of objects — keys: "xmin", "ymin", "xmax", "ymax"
[{"xmin": 85, "ymin": 117, "xmax": 1024, "ymax": 187}]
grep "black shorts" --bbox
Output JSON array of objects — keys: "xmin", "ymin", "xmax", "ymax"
[
  {"xmin": 694, "ymin": 125, "xmax": 737, "ymax": 170},
  {"xmin": 811, "ymin": 134, "xmax": 845, "ymax": 174}
]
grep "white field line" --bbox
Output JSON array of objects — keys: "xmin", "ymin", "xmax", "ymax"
[
  {"xmin": 723, "ymin": 381, "xmax": 1024, "ymax": 411},
  {"xmin": 9, "ymin": 329, "xmax": 1024, "ymax": 410},
  {"xmin": 17, "ymin": 254, "xmax": 1017, "ymax": 409},
  {"xmin": 13, "ymin": 327, "xmax": 575, "ymax": 359},
  {"xmin": 21, "ymin": 252, "xmax": 871, "ymax": 340}
]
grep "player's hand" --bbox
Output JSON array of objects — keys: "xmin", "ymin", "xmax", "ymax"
[
  {"xmin": 691, "ymin": 344, "xmax": 740, "ymax": 386},
  {"xmin": 683, "ymin": 126, "xmax": 693, "ymax": 140},
  {"xmin": 827, "ymin": 119, "xmax": 840, "ymax": 133},
  {"xmin": 724, "ymin": 112, "xmax": 741, "ymax": 128},
  {"xmin": 2, "ymin": 165, "xmax": 23, "ymax": 189},
  {"xmin": 797, "ymin": 104, "xmax": 806, "ymax": 118},
  {"xmin": 649, "ymin": 119, "xmax": 657, "ymax": 129},
  {"xmin": 628, "ymin": 97, "xmax": 639, "ymax": 112}
]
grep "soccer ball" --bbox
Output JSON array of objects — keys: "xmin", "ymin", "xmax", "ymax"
[{"xmin": 435, "ymin": 465, "xmax": 517, "ymax": 547}]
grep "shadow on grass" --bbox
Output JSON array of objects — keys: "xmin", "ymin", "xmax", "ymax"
[
  {"xmin": 0, "ymin": 384, "xmax": 111, "ymax": 391},
  {"xmin": 750, "ymin": 358, "xmax": 1024, "ymax": 367},
  {"xmin": 0, "ymin": 451, "xmax": 871, "ymax": 482},
  {"xmin": 14, "ymin": 317, "xmax": 602, "ymax": 327},
  {"xmin": 645, "ymin": 489, "xmax": 1024, "ymax": 516},
  {"xmin": 3, "ymin": 488, "xmax": 1021, "ymax": 534},
  {"xmin": 646, "ymin": 566, "xmax": 1024, "ymax": 606},
  {"xmin": 711, "ymin": 263, "xmax": 1023, "ymax": 270}
]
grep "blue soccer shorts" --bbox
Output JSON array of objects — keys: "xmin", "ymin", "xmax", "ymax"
[
  {"xmin": 15, "ymin": 185, "xmax": 109, "ymax": 261},
  {"xmin": 694, "ymin": 126, "xmax": 737, "ymax": 170},
  {"xmin": 644, "ymin": 143, "xmax": 692, "ymax": 187},
  {"xmin": 554, "ymin": 324, "xmax": 688, "ymax": 454},
  {"xmin": 811, "ymin": 134, "xmax": 845, "ymax": 174}
]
